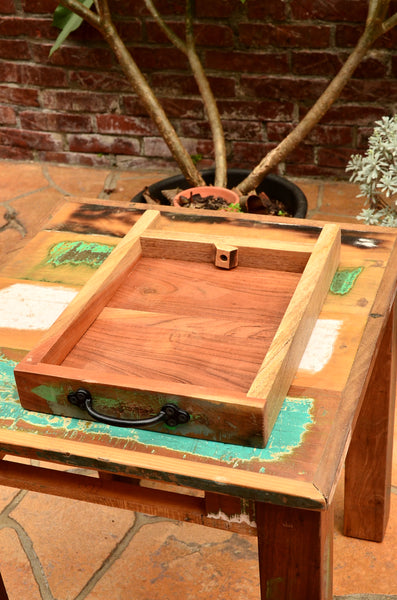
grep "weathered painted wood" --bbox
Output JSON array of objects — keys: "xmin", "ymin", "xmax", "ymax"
[
  {"xmin": 248, "ymin": 223, "xmax": 340, "ymax": 441},
  {"xmin": 256, "ymin": 500, "xmax": 334, "ymax": 600},
  {"xmin": 344, "ymin": 303, "xmax": 397, "ymax": 541},
  {"xmin": 0, "ymin": 230, "xmax": 119, "ymax": 286},
  {"xmin": 45, "ymin": 201, "xmax": 141, "ymax": 237}
]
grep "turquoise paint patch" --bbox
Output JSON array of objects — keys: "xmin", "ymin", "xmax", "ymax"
[
  {"xmin": 46, "ymin": 241, "xmax": 114, "ymax": 269},
  {"xmin": 0, "ymin": 355, "xmax": 19, "ymax": 403},
  {"xmin": 330, "ymin": 267, "xmax": 363, "ymax": 295},
  {"xmin": 0, "ymin": 353, "xmax": 314, "ymax": 466}
]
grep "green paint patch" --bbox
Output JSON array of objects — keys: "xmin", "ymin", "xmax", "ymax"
[
  {"xmin": 46, "ymin": 241, "xmax": 115, "ymax": 269},
  {"xmin": 330, "ymin": 267, "xmax": 363, "ymax": 295}
]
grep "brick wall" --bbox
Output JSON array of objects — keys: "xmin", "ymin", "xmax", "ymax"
[{"xmin": 1, "ymin": 0, "xmax": 397, "ymax": 178}]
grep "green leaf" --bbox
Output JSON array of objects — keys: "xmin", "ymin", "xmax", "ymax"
[{"xmin": 49, "ymin": 0, "xmax": 94, "ymax": 57}]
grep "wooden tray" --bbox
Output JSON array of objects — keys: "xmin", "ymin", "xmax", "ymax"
[{"xmin": 15, "ymin": 210, "xmax": 340, "ymax": 447}]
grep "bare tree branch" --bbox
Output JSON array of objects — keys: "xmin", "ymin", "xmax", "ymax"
[
  {"xmin": 236, "ymin": 0, "xmax": 393, "ymax": 195},
  {"xmin": 143, "ymin": 0, "xmax": 227, "ymax": 186},
  {"xmin": 58, "ymin": 0, "xmax": 100, "ymax": 28},
  {"xmin": 57, "ymin": 0, "xmax": 204, "ymax": 187},
  {"xmin": 143, "ymin": 0, "xmax": 186, "ymax": 52},
  {"xmin": 185, "ymin": 0, "xmax": 227, "ymax": 187}
]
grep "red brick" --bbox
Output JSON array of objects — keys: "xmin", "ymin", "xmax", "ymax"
[
  {"xmin": 340, "ymin": 79, "xmax": 397, "ymax": 103},
  {"xmin": 0, "ymin": 144, "xmax": 34, "ymax": 160},
  {"xmin": 0, "ymin": 127, "xmax": 63, "ymax": 150},
  {"xmin": 316, "ymin": 105, "xmax": 387, "ymax": 126},
  {"xmin": 317, "ymin": 146, "xmax": 356, "ymax": 168},
  {"xmin": 293, "ymin": 50, "xmax": 387, "ymax": 80},
  {"xmin": 290, "ymin": 0, "xmax": 368, "ymax": 22},
  {"xmin": 96, "ymin": 114, "xmax": 155, "ymax": 136},
  {"xmin": 20, "ymin": 110, "xmax": 93, "ymax": 132},
  {"xmin": 108, "ymin": 20, "xmax": 142, "ymax": 43},
  {"xmin": 146, "ymin": 20, "xmax": 234, "ymax": 48},
  {"xmin": 271, "ymin": 123, "xmax": 353, "ymax": 147},
  {"xmin": 150, "ymin": 73, "xmax": 236, "ymax": 98},
  {"xmin": 0, "ymin": 105, "xmax": 16, "ymax": 124},
  {"xmin": 205, "ymin": 50, "xmax": 289, "ymax": 74},
  {"xmin": 357, "ymin": 126, "xmax": 375, "ymax": 148},
  {"xmin": 218, "ymin": 99, "xmax": 294, "ymax": 122},
  {"xmin": 143, "ymin": 135, "xmax": 206, "ymax": 157},
  {"xmin": 0, "ymin": 0, "xmax": 15, "ymax": 14},
  {"xmin": 124, "ymin": 96, "xmax": 204, "ymax": 120},
  {"xmin": 230, "ymin": 141, "xmax": 276, "ymax": 168},
  {"xmin": 246, "ymin": 0, "xmax": 286, "ymax": 20},
  {"xmin": 0, "ymin": 85, "xmax": 39, "ymax": 106},
  {"xmin": 285, "ymin": 163, "xmax": 347, "ymax": 178},
  {"xmin": 0, "ymin": 63, "xmax": 68, "ymax": 87},
  {"xmin": 292, "ymin": 51, "xmax": 346, "ymax": 76},
  {"xmin": 38, "ymin": 150, "xmax": 112, "ymax": 167},
  {"xmin": 195, "ymin": 0, "xmax": 237, "ymax": 19},
  {"xmin": 70, "ymin": 70, "xmax": 131, "ymax": 92},
  {"xmin": 111, "ymin": 0, "xmax": 185, "ymax": 17},
  {"xmin": 0, "ymin": 16, "xmax": 53, "ymax": 37},
  {"xmin": 32, "ymin": 43, "xmax": 114, "ymax": 69},
  {"xmin": 240, "ymin": 75, "xmax": 329, "ymax": 102},
  {"xmin": 22, "ymin": 0, "xmax": 56, "ymax": 13},
  {"xmin": 131, "ymin": 46, "xmax": 189, "ymax": 70},
  {"xmin": 285, "ymin": 143, "xmax": 314, "ymax": 164},
  {"xmin": 68, "ymin": 133, "xmax": 140, "ymax": 155},
  {"xmin": 180, "ymin": 118, "xmax": 264, "ymax": 142},
  {"xmin": 239, "ymin": 24, "xmax": 331, "ymax": 49},
  {"xmin": 41, "ymin": 90, "xmax": 120, "ymax": 113},
  {"xmin": 266, "ymin": 121, "xmax": 294, "ymax": 142},
  {"xmin": 0, "ymin": 39, "xmax": 29, "ymax": 59}
]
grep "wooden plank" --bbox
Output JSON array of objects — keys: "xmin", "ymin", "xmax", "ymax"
[
  {"xmin": 248, "ymin": 223, "xmax": 341, "ymax": 442},
  {"xmin": 0, "ymin": 428, "xmax": 325, "ymax": 508},
  {"xmin": 14, "ymin": 362, "xmax": 266, "ymax": 447},
  {"xmin": 313, "ymin": 238, "xmax": 397, "ymax": 503},
  {"xmin": 344, "ymin": 303, "xmax": 397, "ymax": 541},
  {"xmin": 15, "ymin": 210, "xmax": 160, "ymax": 367},
  {"xmin": 256, "ymin": 500, "xmax": 334, "ymax": 600},
  {"xmin": 141, "ymin": 229, "xmax": 312, "ymax": 272},
  {"xmin": 45, "ymin": 201, "xmax": 140, "ymax": 237},
  {"xmin": 0, "ymin": 230, "xmax": 119, "ymax": 286}
]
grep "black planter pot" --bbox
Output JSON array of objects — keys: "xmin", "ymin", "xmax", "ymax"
[{"xmin": 131, "ymin": 168, "xmax": 308, "ymax": 218}]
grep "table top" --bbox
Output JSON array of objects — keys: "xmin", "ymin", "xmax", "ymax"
[{"xmin": 1, "ymin": 199, "xmax": 397, "ymax": 510}]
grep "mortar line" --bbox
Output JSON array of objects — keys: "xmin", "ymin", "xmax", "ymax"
[{"xmin": 73, "ymin": 512, "xmax": 168, "ymax": 600}]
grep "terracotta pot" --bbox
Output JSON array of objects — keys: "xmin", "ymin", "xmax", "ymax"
[
  {"xmin": 131, "ymin": 168, "xmax": 308, "ymax": 218},
  {"xmin": 173, "ymin": 185, "xmax": 240, "ymax": 208}
]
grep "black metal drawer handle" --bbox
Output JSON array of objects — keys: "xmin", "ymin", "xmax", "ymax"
[{"xmin": 67, "ymin": 388, "xmax": 190, "ymax": 429}]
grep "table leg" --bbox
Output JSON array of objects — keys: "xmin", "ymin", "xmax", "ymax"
[
  {"xmin": 0, "ymin": 572, "xmax": 9, "ymax": 600},
  {"xmin": 344, "ymin": 305, "xmax": 396, "ymax": 542},
  {"xmin": 255, "ymin": 501, "xmax": 334, "ymax": 600}
]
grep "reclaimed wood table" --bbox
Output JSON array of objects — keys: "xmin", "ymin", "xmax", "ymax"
[{"xmin": 0, "ymin": 199, "xmax": 396, "ymax": 600}]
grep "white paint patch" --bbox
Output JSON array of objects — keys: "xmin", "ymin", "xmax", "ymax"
[
  {"xmin": 299, "ymin": 319, "xmax": 342, "ymax": 373},
  {"xmin": 0, "ymin": 283, "xmax": 77, "ymax": 331},
  {"xmin": 206, "ymin": 510, "xmax": 257, "ymax": 529}
]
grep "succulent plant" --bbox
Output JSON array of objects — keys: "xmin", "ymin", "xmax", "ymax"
[{"xmin": 347, "ymin": 115, "xmax": 397, "ymax": 226}]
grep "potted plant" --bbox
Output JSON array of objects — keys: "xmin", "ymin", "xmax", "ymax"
[
  {"xmin": 346, "ymin": 114, "xmax": 397, "ymax": 226},
  {"xmin": 50, "ymin": 0, "xmax": 397, "ymax": 216}
]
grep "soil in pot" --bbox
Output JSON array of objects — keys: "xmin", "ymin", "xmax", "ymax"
[
  {"xmin": 143, "ymin": 186, "xmax": 293, "ymax": 216},
  {"xmin": 133, "ymin": 169, "xmax": 307, "ymax": 219}
]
